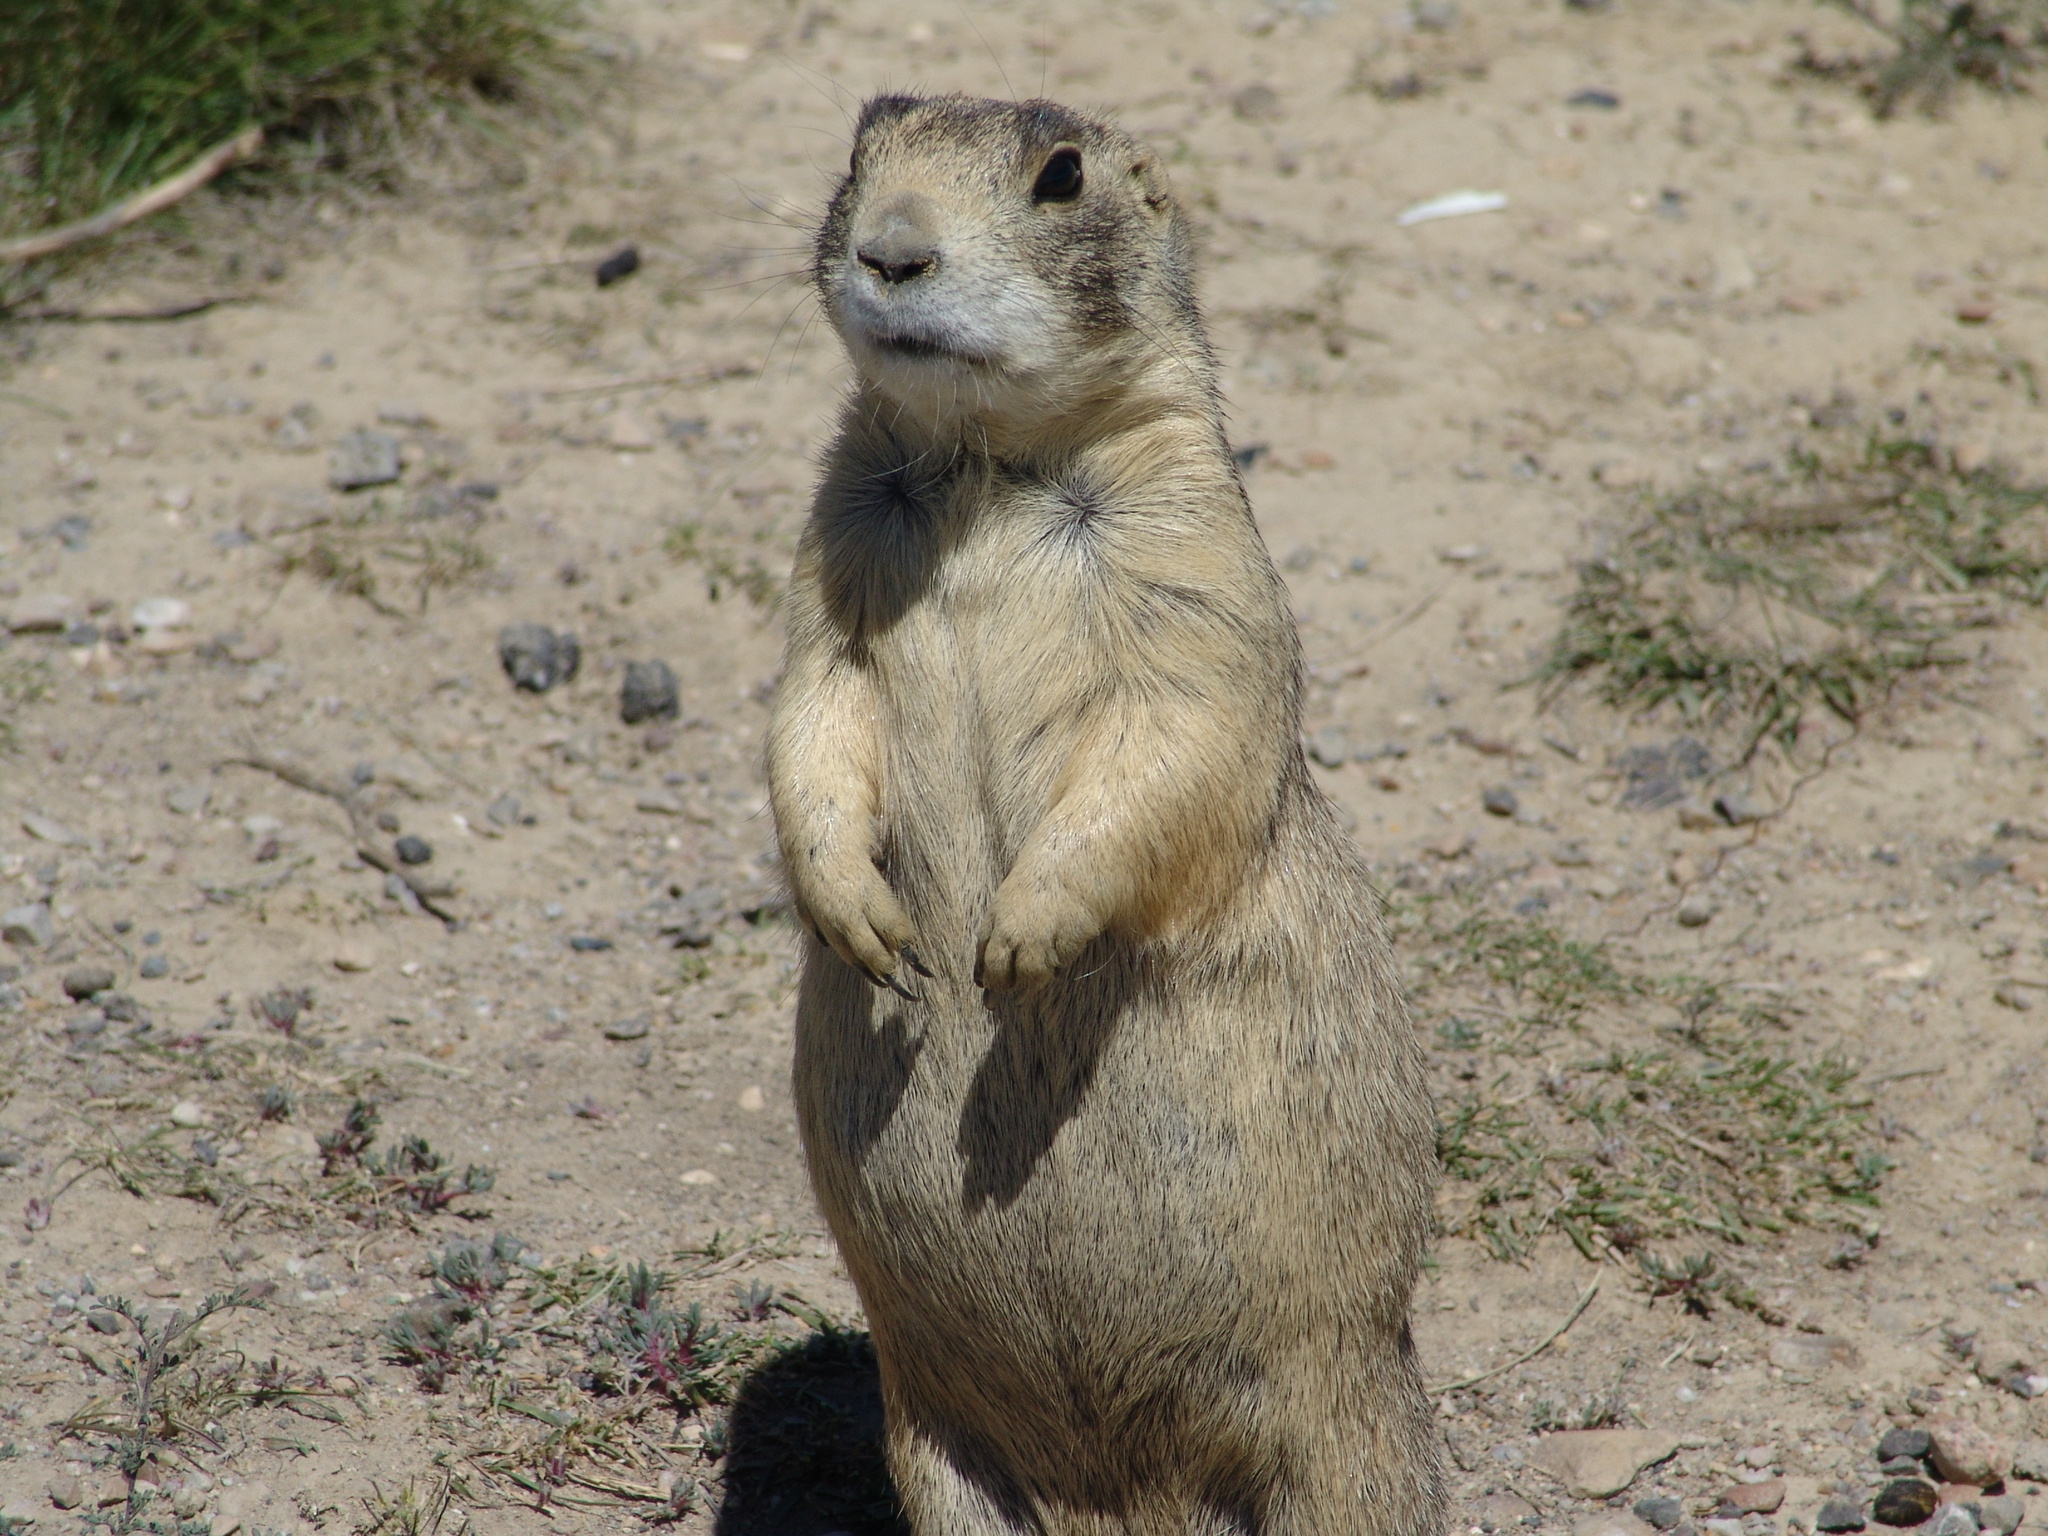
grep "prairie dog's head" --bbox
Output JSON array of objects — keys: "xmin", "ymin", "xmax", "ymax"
[{"xmin": 815, "ymin": 94, "xmax": 1202, "ymax": 433}]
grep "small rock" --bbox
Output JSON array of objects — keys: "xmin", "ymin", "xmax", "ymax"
[
  {"xmin": 636, "ymin": 792, "xmax": 686, "ymax": 816},
  {"xmin": 139, "ymin": 955, "xmax": 169, "ymax": 979},
  {"xmin": 393, "ymin": 835, "xmax": 433, "ymax": 866},
  {"xmin": 487, "ymin": 794, "xmax": 523, "ymax": 828},
  {"xmin": 1574, "ymin": 1515, "xmax": 1657, "ymax": 1536},
  {"xmin": 329, "ymin": 429, "xmax": 402, "ymax": 490},
  {"xmin": 8, "ymin": 592, "xmax": 77, "ymax": 632},
  {"xmin": 1930, "ymin": 1505, "xmax": 1979, "ymax": 1536},
  {"xmin": 608, "ymin": 414, "xmax": 657, "ymax": 451},
  {"xmin": 498, "ymin": 622, "xmax": 581, "ymax": 693},
  {"xmin": 0, "ymin": 1496, "xmax": 40, "ymax": 1525},
  {"xmin": 621, "ymin": 659, "xmax": 680, "ymax": 724},
  {"xmin": 1878, "ymin": 1428, "xmax": 1931, "ymax": 1463},
  {"xmin": 1676, "ymin": 892, "xmax": 1717, "ymax": 927},
  {"xmin": 2011, "ymin": 1439, "xmax": 2048, "ymax": 1480},
  {"xmin": 569, "ymin": 935, "xmax": 612, "ymax": 952},
  {"xmin": 1872, "ymin": 1480, "xmax": 1938, "ymax": 1527},
  {"xmin": 680, "ymin": 1168, "xmax": 718, "ymax": 1185},
  {"xmin": 332, "ymin": 941, "xmax": 373, "ymax": 974},
  {"xmin": 604, "ymin": 1015, "xmax": 651, "ymax": 1040},
  {"xmin": 737, "ymin": 1085, "xmax": 765, "ymax": 1112},
  {"xmin": 1530, "ymin": 1429, "xmax": 1682, "ymax": 1499},
  {"xmin": 595, "ymin": 245, "xmax": 641, "ymax": 287},
  {"xmin": 62, "ymin": 966, "xmax": 116, "ymax": 1001},
  {"xmin": 1482, "ymin": 785, "xmax": 1519, "ymax": 817},
  {"xmin": 1635, "ymin": 1497, "xmax": 1685, "ymax": 1530},
  {"xmin": 1814, "ymin": 1496, "xmax": 1867, "ymax": 1533},
  {"xmin": 166, "ymin": 784, "xmax": 210, "ymax": 816},
  {"xmin": 170, "ymin": 1100, "xmax": 206, "ymax": 1128},
  {"xmin": 3, "ymin": 902, "xmax": 55, "ymax": 949},
  {"xmin": 1926, "ymin": 1416, "xmax": 2011, "ymax": 1487},
  {"xmin": 1232, "ymin": 82, "xmax": 1282, "ymax": 121},
  {"xmin": 1713, "ymin": 791, "xmax": 1767, "ymax": 826},
  {"xmin": 1976, "ymin": 1496, "xmax": 2024, "ymax": 1536},
  {"xmin": 22, "ymin": 811, "xmax": 86, "ymax": 846},
  {"xmin": 1767, "ymin": 1335, "xmax": 1861, "ymax": 1373},
  {"xmin": 130, "ymin": 596, "xmax": 191, "ymax": 631},
  {"xmin": 1309, "ymin": 726, "xmax": 1352, "ymax": 769},
  {"xmin": 376, "ymin": 401, "xmax": 431, "ymax": 428},
  {"xmin": 1720, "ymin": 1481, "xmax": 1785, "ymax": 1515},
  {"xmin": 1702, "ymin": 1520, "xmax": 1744, "ymax": 1536},
  {"xmin": 46, "ymin": 1475, "xmax": 84, "ymax": 1510},
  {"xmin": 1675, "ymin": 797, "xmax": 1721, "ymax": 830}
]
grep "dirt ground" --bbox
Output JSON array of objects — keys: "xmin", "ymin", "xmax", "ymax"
[{"xmin": 4, "ymin": 0, "xmax": 2048, "ymax": 1531}]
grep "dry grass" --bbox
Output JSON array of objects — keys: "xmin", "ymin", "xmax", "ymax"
[{"xmin": 1812, "ymin": 0, "xmax": 2048, "ymax": 116}]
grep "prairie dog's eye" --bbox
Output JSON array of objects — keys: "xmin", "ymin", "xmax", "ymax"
[{"xmin": 1032, "ymin": 147, "xmax": 1083, "ymax": 203}]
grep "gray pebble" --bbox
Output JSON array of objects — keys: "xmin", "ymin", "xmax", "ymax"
[
  {"xmin": 1635, "ymin": 1497, "xmax": 1685, "ymax": 1530},
  {"xmin": 1309, "ymin": 726, "xmax": 1351, "ymax": 769},
  {"xmin": 620, "ymin": 659, "xmax": 680, "ymax": 725},
  {"xmin": 393, "ymin": 835, "xmax": 433, "ymax": 866},
  {"xmin": 1814, "ymin": 1496, "xmax": 1867, "ymax": 1533},
  {"xmin": 1877, "ymin": 1428, "xmax": 1930, "ymax": 1462},
  {"xmin": 1713, "ymin": 791, "xmax": 1768, "ymax": 826},
  {"xmin": 1977, "ymin": 1497, "xmax": 2024, "ymax": 1536},
  {"xmin": 603, "ymin": 1015, "xmax": 651, "ymax": 1041},
  {"xmin": 2, "ymin": 902, "xmax": 54, "ymax": 949},
  {"xmin": 499, "ymin": 622, "xmax": 581, "ymax": 693},
  {"xmin": 329, "ymin": 428, "xmax": 402, "ymax": 490},
  {"xmin": 1929, "ymin": 1506, "xmax": 1978, "ymax": 1536},
  {"xmin": 62, "ymin": 966, "xmax": 115, "ymax": 1001},
  {"xmin": 139, "ymin": 956, "xmax": 170, "ymax": 979},
  {"xmin": 1676, "ymin": 892, "xmax": 1717, "ymax": 927},
  {"xmin": 487, "ymin": 794, "xmax": 523, "ymax": 828},
  {"xmin": 165, "ymin": 784, "xmax": 210, "ymax": 817},
  {"xmin": 1482, "ymin": 785, "xmax": 1519, "ymax": 817}
]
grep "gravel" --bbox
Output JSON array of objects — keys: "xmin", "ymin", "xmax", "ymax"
[{"xmin": 621, "ymin": 659, "xmax": 680, "ymax": 724}]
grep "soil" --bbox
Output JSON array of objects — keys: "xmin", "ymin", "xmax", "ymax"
[{"xmin": 3, "ymin": 1, "xmax": 2048, "ymax": 1532}]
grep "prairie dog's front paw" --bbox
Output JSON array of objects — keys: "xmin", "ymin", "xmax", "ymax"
[
  {"xmin": 975, "ymin": 878, "xmax": 1100, "ymax": 992},
  {"xmin": 799, "ymin": 864, "xmax": 922, "ymax": 996}
]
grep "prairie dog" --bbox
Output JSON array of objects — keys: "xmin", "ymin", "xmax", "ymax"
[{"xmin": 767, "ymin": 94, "xmax": 1442, "ymax": 1535}]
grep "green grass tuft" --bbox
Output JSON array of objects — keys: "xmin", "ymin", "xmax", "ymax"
[
  {"xmin": 1537, "ymin": 426, "xmax": 2048, "ymax": 758},
  {"xmin": 0, "ymin": 0, "xmax": 581, "ymax": 238}
]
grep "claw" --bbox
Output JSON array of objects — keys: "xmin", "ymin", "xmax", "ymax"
[
  {"xmin": 882, "ymin": 970, "xmax": 920, "ymax": 1002},
  {"xmin": 900, "ymin": 944, "xmax": 935, "ymax": 979}
]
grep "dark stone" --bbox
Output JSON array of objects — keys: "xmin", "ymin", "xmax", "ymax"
[
  {"xmin": 329, "ymin": 428, "xmax": 402, "ymax": 490},
  {"xmin": 394, "ymin": 835, "xmax": 433, "ymax": 866},
  {"xmin": 87, "ymin": 1309, "xmax": 122, "ymax": 1334},
  {"xmin": 139, "ymin": 955, "xmax": 169, "ymax": 979},
  {"xmin": 1878, "ymin": 1456, "xmax": 1924, "ymax": 1476},
  {"xmin": 1482, "ymin": 785, "xmax": 1519, "ymax": 817},
  {"xmin": 499, "ymin": 622, "xmax": 581, "ymax": 693},
  {"xmin": 1871, "ymin": 1479, "xmax": 1938, "ymax": 1528},
  {"xmin": 1877, "ymin": 1428, "xmax": 1932, "ymax": 1462},
  {"xmin": 62, "ymin": 965, "xmax": 116, "ymax": 1000},
  {"xmin": 1634, "ymin": 1497, "xmax": 1685, "ymax": 1530},
  {"xmin": 1568, "ymin": 88, "xmax": 1621, "ymax": 109},
  {"xmin": 1615, "ymin": 736, "xmax": 1713, "ymax": 810},
  {"xmin": 568, "ymin": 936, "xmax": 613, "ymax": 952},
  {"xmin": 1815, "ymin": 1496, "xmax": 1868, "ymax": 1533},
  {"xmin": 594, "ymin": 245, "xmax": 640, "ymax": 287},
  {"xmin": 620, "ymin": 659, "xmax": 680, "ymax": 725}
]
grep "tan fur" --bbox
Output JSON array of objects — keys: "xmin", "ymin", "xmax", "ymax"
[{"xmin": 767, "ymin": 93, "xmax": 1443, "ymax": 1535}]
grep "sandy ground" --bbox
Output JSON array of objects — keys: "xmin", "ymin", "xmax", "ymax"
[{"xmin": 3, "ymin": 0, "xmax": 2048, "ymax": 1531}]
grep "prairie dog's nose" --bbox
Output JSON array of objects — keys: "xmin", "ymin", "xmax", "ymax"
[{"xmin": 855, "ymin": 195, "xmax": 942, "ymax": 285}]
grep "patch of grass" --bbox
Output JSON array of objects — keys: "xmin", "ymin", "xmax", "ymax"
[
  {"xmin": 1537, "ymin": 425, "xmax": 2048, "ymax": 758},
  {"xmin": 0, "ymin": 0, "xmax": 583, "ymax": 240},
  {"xmin": 1814, "ymin": 0, "xmax": 2048, "ymax": 116},
  {"xmin": 1407, "ymin": 897, "xmax": 1889, "ymax": 1266},
  {"xmin": 663, "ymin": 520, "xmax": 785, "ymax": 609}
]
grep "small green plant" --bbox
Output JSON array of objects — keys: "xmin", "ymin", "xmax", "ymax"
[
  {"xmin": 1539, "ymin": 424, "xmax": 2048, "ymax": 758},
  {"xmin": 1816, "ymin": 0, "xmax": 2048, "ymax": 116},
  {"xmin": 317, "ymin": 1099, "xmax": 494, "ymax": 1220}
]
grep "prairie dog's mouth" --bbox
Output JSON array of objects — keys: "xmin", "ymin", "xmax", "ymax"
[{"xmin": 870, "ymin": 331, "xmax": 986, "ymax": 365}]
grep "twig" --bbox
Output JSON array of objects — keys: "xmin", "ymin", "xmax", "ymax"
[
  {"xmin": 1864, "ymin": 1064, "xmax": 1948, "ymax": 1087},
  {"xmin": 539, "ymin": 361, "xmax": 756, "ymax": 400},
  {"xmin": 1427, "ymin": 1278, "xmax": 1601, "ymax": 1394},
  {"xmin": 1659, "ymin": 1334, "xmax": 1696, "ymax": 1369},
  {"xmin": 218, "ymin": 751, "xmax": 459, "ymax": 925},
  {"xmin": 0, "ymin": 126, "xmax": 264, "ymax": 264},
  {"xmin": 12, "ymin": 294, "xmax": 255, "ymax": 323}
]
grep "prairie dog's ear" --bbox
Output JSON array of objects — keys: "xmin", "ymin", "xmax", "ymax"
[{"xmin": 1129, "ymin": 155, "xmax": 1172, "ymax": 217}]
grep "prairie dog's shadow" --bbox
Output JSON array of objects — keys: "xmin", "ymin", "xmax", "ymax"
[{"xmin": 714, "ymin": 1328, "xmax": 905, "ymax": 1536}]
